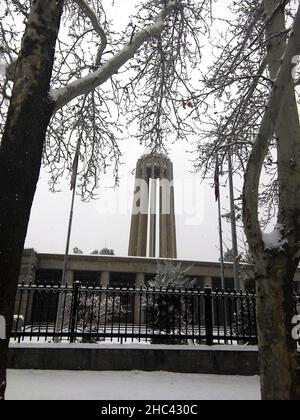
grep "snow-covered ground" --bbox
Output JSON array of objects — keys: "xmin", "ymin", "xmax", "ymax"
[{"xmin": 6, "ymin": 370, "xmax": 261, "ymax": 400}]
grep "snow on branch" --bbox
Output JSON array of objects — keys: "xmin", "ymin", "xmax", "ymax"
[
  {"xmin": 243, "ymin": 4, "xmax": 300, "ymax": 250},
  {"xmin": 50, "ymin": 1, "xmax": 177, "ymax": 111}
]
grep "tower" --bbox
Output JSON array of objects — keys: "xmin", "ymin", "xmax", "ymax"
[{"xmin": 128, "ymin": 152, "xmax": 177, "ymax": 259}]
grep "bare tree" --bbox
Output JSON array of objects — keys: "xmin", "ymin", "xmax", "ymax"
[
  {"xmin": 193, "ymin": 0, "xmax": 298, "ymax": 221},
  {"xmin": 99, "ymin": 248, "xmax": 115, "ymax": 256},
  {"xmin": 1, "ymin": 0, "xmax": 209, "ymax": 198},
  {"xmin": 243, "ymin": 1, "xmax": 300, "ymax": 401},
  {"xmin": 0, "ymin": 0, "xmax": 65, "ymax": 400},
  {"xmin": 192, "ymin": 0, "xmax": 300, "ymax": 400},
  {"xmin": 0, "ymin": 0, "xmax": 210, "ymax": 399},
  {"xmin": 73, "ymin": 247, "xmax": 83, "ymax": 254},
  {"xmin": 2, "ymin": 0, "xmax": 298, "ymax": 401}
]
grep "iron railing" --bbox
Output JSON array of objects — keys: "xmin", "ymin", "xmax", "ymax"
[{"xmin": 11, "ymin": 281, "xmax": 300, "ymax": 345}]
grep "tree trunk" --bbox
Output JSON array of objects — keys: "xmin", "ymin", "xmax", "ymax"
[
  {"xmin": 261, "ymin": 0, "xmax": 300, "ymax": 400},
  {"xmin": 0, "ymin": 0, "xmax": 64, "ymax": 400},
  {"xmin": 242, "ymin": 1, "xmax": 300, "ymax": 400},
  {"xmin": 256, "ymin": 255, "xmax": 300, "ymax": 400}
]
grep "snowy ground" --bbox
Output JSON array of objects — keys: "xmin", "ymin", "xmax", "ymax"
[{"xmin": 6, "ymin": 370, "xmax": 261, "ymax": 400}]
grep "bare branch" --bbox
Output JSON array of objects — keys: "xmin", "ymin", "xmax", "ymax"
[
  {"xmin": 50, "ymin": 1, "xmax": 178, "ymax": 111},
  {"xmin": 1, "ymin": 0, "xmax": 210, "ymax": 198},
  {"xmin": 72, "ymin": 0, "xmax": 107, "ymax": 65},
  {"xmin": 243, "ymin": 3, "xmax": 300, "ymax": 253}
]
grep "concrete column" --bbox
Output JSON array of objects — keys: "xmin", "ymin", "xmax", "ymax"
[
  {"xmin": 128, "ymin": 160, "xmax": 143, "ymax": 256},
  {"xmin": 169, "ymin": 162, "xmax": 177, "ymax": 258},
  {"xmin": 203, "ymin": 276, "xmax": 213, "ymax": 289},
  {"xmin": 239, "ymin": 280, "xmax": 246, "ymax": 293},
  {"xmin": 136, "ymin": 163, "xmax": 149, "ymax": 256},
  {"xmin": 100, "ymin": 271, "xmax": 110, "ymax": 288},
  {"xmin": 134, "ymin": 273, "xmax": 145, "ymax": 325},
  {"xmin": 165, "ymin": 161, "xmax": 172, "ymax": 259},
  {"xmin": 149, "ymin": 166, "xmax": 157, "ymax": 258},
  {"xmin": 64, "ymin": 269, "xmax": 74, "ymax": 286},
  {"xmin": 165, "ymin": 161, "xmax": 177, "ymax": 259},
  {"xmin": 135, "ymin": 272, "xmax": 145, "ymax": 288},
  {"xmin": 203, "ymin": 276, "xmax": 214, "ymax": 325},
  {"xmin": 159, "ymin": 166, "xmax": 168, "ymax": 258},
  {"xmin": 17, "ymin": 266, "xmax": 36, "ymax": 323},
  {"xmin": 55, "ymin": 270, "xmax": 74, "ymax": 339}
]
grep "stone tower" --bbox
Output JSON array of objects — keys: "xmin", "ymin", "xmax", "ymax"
[{"xmin": 128, "ymin": 152, "xmax": 177, "ymax": 259}]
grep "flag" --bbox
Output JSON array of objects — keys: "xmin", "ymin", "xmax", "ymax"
[
  {"xmin": 214, "ymin": 156, "xmax": 220, "ymax": 202},
  {"xmin": 70, "ymin": 151, "xmax": 79, "ymax": 190}
]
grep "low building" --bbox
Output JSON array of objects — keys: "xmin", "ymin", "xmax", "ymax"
[
  {"xmin": 20, "ymin": 248, "xmax": 300, "ymax": 291},
  {"xmin": 14, "ymin": 249, "xmax": 300, "ymax": 334}
]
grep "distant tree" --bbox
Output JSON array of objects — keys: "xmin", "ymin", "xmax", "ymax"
[
  {"xmin": 150, "ymin": 260, "xmax": 195, "ymax": 289},
  {"xmin": 90, "ymin": 248, "xmax": 114, "ymax": 255},
  {"xmin": 222, "ymin": 249, "xmax": 234, "ymax": 263},
  {"xmin": 221, "ymin": 247, "xmax": 254, "ymax": 265},
  {"xmin": 90, "ymin": 250, "xmax": 99, "ymax": 255},
  {"xmin": 232, "ymin": 296, "xmax": 257, "ymax": 346},
  {"xmin": 73, "ymin": 247, "xmax": 83, "ymax": 255},
  {"xmin": 57, "ymin": 287, "xmax": 122, "ymax": 343},
  {"xmin": 145, "ymin": 261, "xmax": 197, "ymax": 344},
  {"xmin": 99, "ymin": 247, "xmax": 115, "ymax": 256}
]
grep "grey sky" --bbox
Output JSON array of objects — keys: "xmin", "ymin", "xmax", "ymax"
[
  {"xmin": 24, "ymin": 134, "xmax": 239, "ymax": 262},
  {"xmin": 2, "ymin": 0, "xmax": 237, "ymax": 261}
]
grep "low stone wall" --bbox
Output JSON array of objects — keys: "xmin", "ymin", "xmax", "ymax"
[{"xmin": 8, "ymin": 344, "xmax": 259, "ymax": 376}]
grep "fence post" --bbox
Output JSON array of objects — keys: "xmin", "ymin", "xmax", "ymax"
[
  {"xmin": 70, "ymin": 281, "xmax": 80, "ymax": 343},
  {"xmin": 205, "ymin": 286, "xmax": 213, "ymax": 346}
]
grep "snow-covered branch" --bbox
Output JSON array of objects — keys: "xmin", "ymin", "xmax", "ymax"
[
  {"xmin": 1, "ymin": 0, "xmax": 208, "ymax": 198},
  {"xmin": 51, "ymin": 1, "xmax": 177, "ymax": 111}
]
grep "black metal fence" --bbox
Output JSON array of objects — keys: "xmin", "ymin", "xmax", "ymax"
[{"xmin": 11, "ymin": 281, "xmax": 300, "ymax": 345}]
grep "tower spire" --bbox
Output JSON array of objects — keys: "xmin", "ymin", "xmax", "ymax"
[{"xmin": 128, "ymin": 152, "xmax": 177, "ymax": 259}]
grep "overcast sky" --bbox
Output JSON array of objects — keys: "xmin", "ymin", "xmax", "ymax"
[
  {"xmin": 25, "ymin": 141, "xmax": 241, "ymax": 262},
  {"xmin": 11, "ymin": 0, "xmax": 238, "ymax": 262}
]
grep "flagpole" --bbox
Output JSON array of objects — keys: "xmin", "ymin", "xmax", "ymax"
[
  {"xmin": 55, "ymin": 150, "xmax": 79, "ymax": 339},
  {"xmin": 228, "ymin": 147, "xmax": 240, "ymax": 291},
  {"xmin": 61, "ymin": 183, "xmax": 77, "ymax": 285},
  {"xmin": 61, "ymin": 149, "xmax": 79, "ymax": 285},
  {"xmin": 218, "ymin": 191, "xmax": 225, "ymax": 290},
  {"xmin": 215, "ymin": 155, "xmax": 225, "ymax": 289}
]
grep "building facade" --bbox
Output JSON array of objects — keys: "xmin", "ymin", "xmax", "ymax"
[
  {"xmin": 16, "ymin": 249, "xmax": 300, "ymax": 327},
  {"xmin": 20, "ymin": 249, "xmax": 300, "ymax": 290}
]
